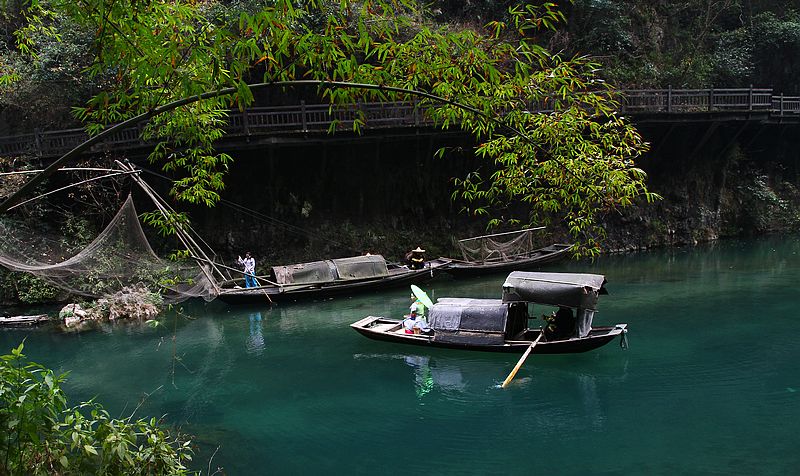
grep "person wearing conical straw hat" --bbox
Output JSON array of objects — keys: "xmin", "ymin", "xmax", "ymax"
[{"xmin": 405, "ymin": 246, "xmax": 426, "ymax": 270}]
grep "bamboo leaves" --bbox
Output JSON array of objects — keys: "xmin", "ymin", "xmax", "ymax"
[{"xmin": 9, "ymin": 0, "xmax": 657, "ymax": 254}]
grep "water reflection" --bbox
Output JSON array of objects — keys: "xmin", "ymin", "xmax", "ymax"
[
  {"xmin": 353, "ymin": 353, "xmax": 467, "ymax": 397},
  {"xmin": 403, "ymin": 354, "xmax": 467, "ymax": 398},
  {"xmin": 246, "ymin": 312, "xmax": 265, "ymax": 356},
  {"xmin": 576, "ymin": 373, "xmax": 604, "ymax": 431},
  {"xmin": 353, "ymin": 350, "xmax": 631, "ymax": 435}
]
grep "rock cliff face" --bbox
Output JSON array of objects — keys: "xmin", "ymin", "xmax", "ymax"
[{"xmin": 601, "ymin": 121, "xmax": 800, "ymax": 252}]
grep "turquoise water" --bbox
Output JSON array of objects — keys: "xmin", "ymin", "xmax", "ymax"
[{"xmin": 2, "ymin": 237, "xmax": 799, "ymax": 475}]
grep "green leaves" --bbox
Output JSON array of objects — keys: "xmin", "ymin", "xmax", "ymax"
[
  {"xmin": 8, "ymin": 0, "xmax": 656, "ymax": 254},
  {"xmin": 0, "ymin": 343, "xmax": 193, "ymax": 474}
]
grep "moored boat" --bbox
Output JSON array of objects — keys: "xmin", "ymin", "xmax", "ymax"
[
  {"xmin": 443, "ymin": 229, "xmax": 572, "ymax": 277},
  {"xmin": 217, "ymin": 254, "xmax": 451, "ymax": 304},
  {"xmin": 351, "ymin": 271, "xmax": 627, "ymax": 354},
  {"xmin": 0, "ymin": 314, "xmax": 49, "ymax": 327}
]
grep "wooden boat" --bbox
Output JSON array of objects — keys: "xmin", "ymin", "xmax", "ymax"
[
  {"xmin": 216, "ymin": 254, "xmax": 451, "ymax": 304},
  {"xmin": 0, "ymin": 314, "xmax": 49, "ymax": 327},
  {"xmin": 351, "ymin": 271, "xmax": 628, "ymax": 354},
  {"xmin": 443, "ymin": 229, "xmax": 572, "ymax": 277}
]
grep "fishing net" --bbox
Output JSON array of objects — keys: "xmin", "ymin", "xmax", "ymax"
[
  {"xmin": 0, "ymin": 194, "xmax": 217, "ymax": 303},
  {"xmin": 456, "ymin": 229, "xmax": 542, "ymax": 263}
]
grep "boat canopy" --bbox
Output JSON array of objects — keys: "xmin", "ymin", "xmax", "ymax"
[
  {"xmin": 272, "ymin": 254, "xmax": 389, "ymax": 285},
  {"xmin": 331, "ymin": 255, "xmax": 389, "ymax": 281},
  {"xmin": 501, "ymin": 271, "xmax": 607, "ymax": 310},
  {"xmin": 429, "ymin": 298, "xmax": 511, "ymax": 345}
]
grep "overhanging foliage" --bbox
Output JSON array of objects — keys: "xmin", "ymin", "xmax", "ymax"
[{"xmin": 4, "ymin": 0, "xmax": 658, "ymax": 256}]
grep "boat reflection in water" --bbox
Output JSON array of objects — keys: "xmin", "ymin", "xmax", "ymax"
[
  {"xmin": 353, "ymin": 349, "xmax": 631, "ymax": 436},
  {"xmin": 353, "ymin": 353, "xmax": 467, "ymax": 398},
  {"xmin": 402, "ymin": 354, "xmax": 467, "ymax": 398}
]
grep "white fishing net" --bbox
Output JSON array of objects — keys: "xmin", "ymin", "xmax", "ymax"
[
  {"xmin": 0, "ymin": 194, "xmax": 217, "ymax": 303},
  {"xmin": 456, "ymin": 229, "xmax": 543, "ymax": 263}
]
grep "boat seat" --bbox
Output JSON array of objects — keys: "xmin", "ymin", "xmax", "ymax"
[{"xmin": 373, "ymin": 323, "xmax": 397, "ymax": 333}]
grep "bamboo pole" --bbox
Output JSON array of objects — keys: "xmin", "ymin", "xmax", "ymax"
[
  {"xmin": 457, "ymin": 227, "xmax": 545, "ymax": 243},
  {"xmin": 501, "ymin": 332, "xmax": 543, "ymax": 388},
  {"xmin": 121, "ymin": 163, "xmax": 222, "ymax": 292}
]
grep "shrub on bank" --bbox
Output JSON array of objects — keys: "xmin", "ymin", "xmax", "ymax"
[{"xmin": 0, "ymin": 343, "xmax": 193, "ymax": 475}]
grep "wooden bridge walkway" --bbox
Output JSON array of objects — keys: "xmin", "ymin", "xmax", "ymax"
[{"xmin": 1, "ymin": 87, "xmax": 798, "ymax": 159}]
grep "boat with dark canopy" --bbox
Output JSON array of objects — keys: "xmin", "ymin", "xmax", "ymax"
[
  {"xmin": 217, "ymin": 254, "xmax": 451, "ymax": 304},
  {"xmin": 443, "ymin": 229, "xmax": 572, "ymax": 277},
  {"xmin": 351, "ymin": 271, "xmax": 627, "ymax": 354}
]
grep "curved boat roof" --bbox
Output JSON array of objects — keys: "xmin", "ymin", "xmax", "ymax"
[
  {"xmin": 272, "ymin": 254, "xmax": 388, "ymax": 285},
  {"xmin": 501, "ymin": 271, "xmax": 607, "ymax": 310}
]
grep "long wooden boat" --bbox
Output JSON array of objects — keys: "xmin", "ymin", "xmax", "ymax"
[
  {"xmin": 444, "ymin": 243, "xmax": 573, "ymax": 277},
  {"xmin": 351, "ymin": 316, "xmax": 626, "ymax": 354},
  {"xmin": 216, "ymin": 255, "xmax": 451, "ymax": 304},
  {"xmin": 351, "ymin": 271, "xmax": 628, "ymax": 355},
  {"xmin": 0, "ymin": 314, "xmax": 49, "ymax": 327}
]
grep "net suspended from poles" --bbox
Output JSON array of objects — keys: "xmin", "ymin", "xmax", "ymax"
[
  {"xmin": 0, "ymin": 194, "xmax": 217, "ymax": 303},
  {"xmin": 455, "ymin": 228, "xmax": 546, "ymax": 263}
]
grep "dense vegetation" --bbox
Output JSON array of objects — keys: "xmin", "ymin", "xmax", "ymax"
[
  {"xmin": 1, "ymin": 0, "xmax": 657, "ymax": 259},
  {"xmin": 429, "ymin": 1, "xmax": 800, "ymax": 92},
  {"xmin": 6, "ymin": 1, "xmax": 800, "ymax": 134},
  {"xmin": 0, "ymin": 1, "xmax": 798, "ymax": 259},
  {"xmin": 0, "ymin": 342, "xmax": 193, "ymax": 475}
]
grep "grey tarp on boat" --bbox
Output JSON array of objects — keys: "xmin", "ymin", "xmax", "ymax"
[
  {"xmin": 272, "ymin": 260, "xmax": 336, "ymax": 285},
  {"xmin": 272, "ymin": 254, "xmax": 389, "ymax": 285},
  {"xmin": 501, "ymin": 271, "xmax": 607, "ymax": 310},
  {"xmin": 429, "ymin": 298, "xmax": 508, "ymax": 345},
  {"xmin": 332, "ymin": 255, "xmax": 389, "ymax": 281},
  {"xmin": 502, "ymin": 271, "xmax": 607, "ymax": 338}
]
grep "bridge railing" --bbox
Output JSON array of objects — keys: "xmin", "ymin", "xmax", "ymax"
[
  {"xmin": 620, "ymin": 88, "xmax": 774, "ymax": 113},
  {"xmin": 229, "ymin": 101, "xmax": 426, "ymax": 135},
  {"xmin": 772, "ymin": 94, "xmax": 800, "ymax": 115},
  {"xmin": 2, "ymin": 88, "xmax": 800, "ymax": 158},
  {"xmin": 0, "ymin": 101, "xmax": 430, "ymax": 158}
]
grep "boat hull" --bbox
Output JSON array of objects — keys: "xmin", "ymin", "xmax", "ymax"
[
  {"xmin": 217, "ymin": 260, "xmax": 449, "ymax": 304},
  {"xmin": 350, "ymin": 316, "xmax": 627, "ymax": 354},
  {"xmin": 0, "ymin": 314, "xmax": 49, "ymax": 327}
]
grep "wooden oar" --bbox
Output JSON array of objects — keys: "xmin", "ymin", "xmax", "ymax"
[
  {"xmin": 253, "ymin": 277, "xmax": 273, "ymax": 305},
  {"xmin": 501, "ymin": 332, "xmax": 544, "ymax": 388}
]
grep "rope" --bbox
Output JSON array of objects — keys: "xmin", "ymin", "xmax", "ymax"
[
  {"xmin": 619, "ymin": 328, "xmax": 629, "ymax": 350},
  {"xmin": 139, "ymin": 168, "xmax": 352, "ymax": 250}
]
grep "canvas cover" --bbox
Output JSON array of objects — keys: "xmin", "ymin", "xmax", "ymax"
[
  {"xmin": 272, "ymin": 260, "xmax": 336, "ymax": 285},
  {"xmin": 501, "ymin": 271, "xmax": 607, "ymax": 310},
  {"xmin": 272, "ymin": 254, "xmax": 389, "ymax": 285},
  {"xmin": 430, "ymin": 298, "xmax": 508, "ymax": 345},
  {"xmin": 332, "ymin": 255, "xmax": 388, "ymax": 281}
]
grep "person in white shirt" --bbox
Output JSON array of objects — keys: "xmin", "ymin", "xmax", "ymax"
[
  {"xmin": 237, "ymin": 252, "xmax": 257, "ymax": 288},
  {"xmin": 403, "ymin": 305, "xmax": 430, "ymax": 334}
]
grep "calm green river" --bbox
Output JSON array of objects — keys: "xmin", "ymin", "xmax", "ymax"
[{"xmin": 2, "ymin": 236, "xmax": 799, "ymax": 475}]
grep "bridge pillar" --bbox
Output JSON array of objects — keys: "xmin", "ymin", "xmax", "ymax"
[
  {"xmin": 708, "ymin": 88, "xmax": 714, "ymax": 112},
  {"xmin": 33, "ymin": 129, "xmax": 42, "ymax": 157},
  {"xmin": 667, "ymin": 86, "xmax": 672, "ymax": 113},
  {"xmin": 242, "ymin": 108, "xmax": 250, "ymax": 141}
]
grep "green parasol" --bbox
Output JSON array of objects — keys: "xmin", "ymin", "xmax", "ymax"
[{"xmin": 410, "ymin": 284, "xmax": 434, "ymax": 309}]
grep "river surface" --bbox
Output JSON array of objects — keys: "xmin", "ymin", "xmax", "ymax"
[{"xmin": 2, "ymin": 236, "xmax": 799, "ymax": 475}]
